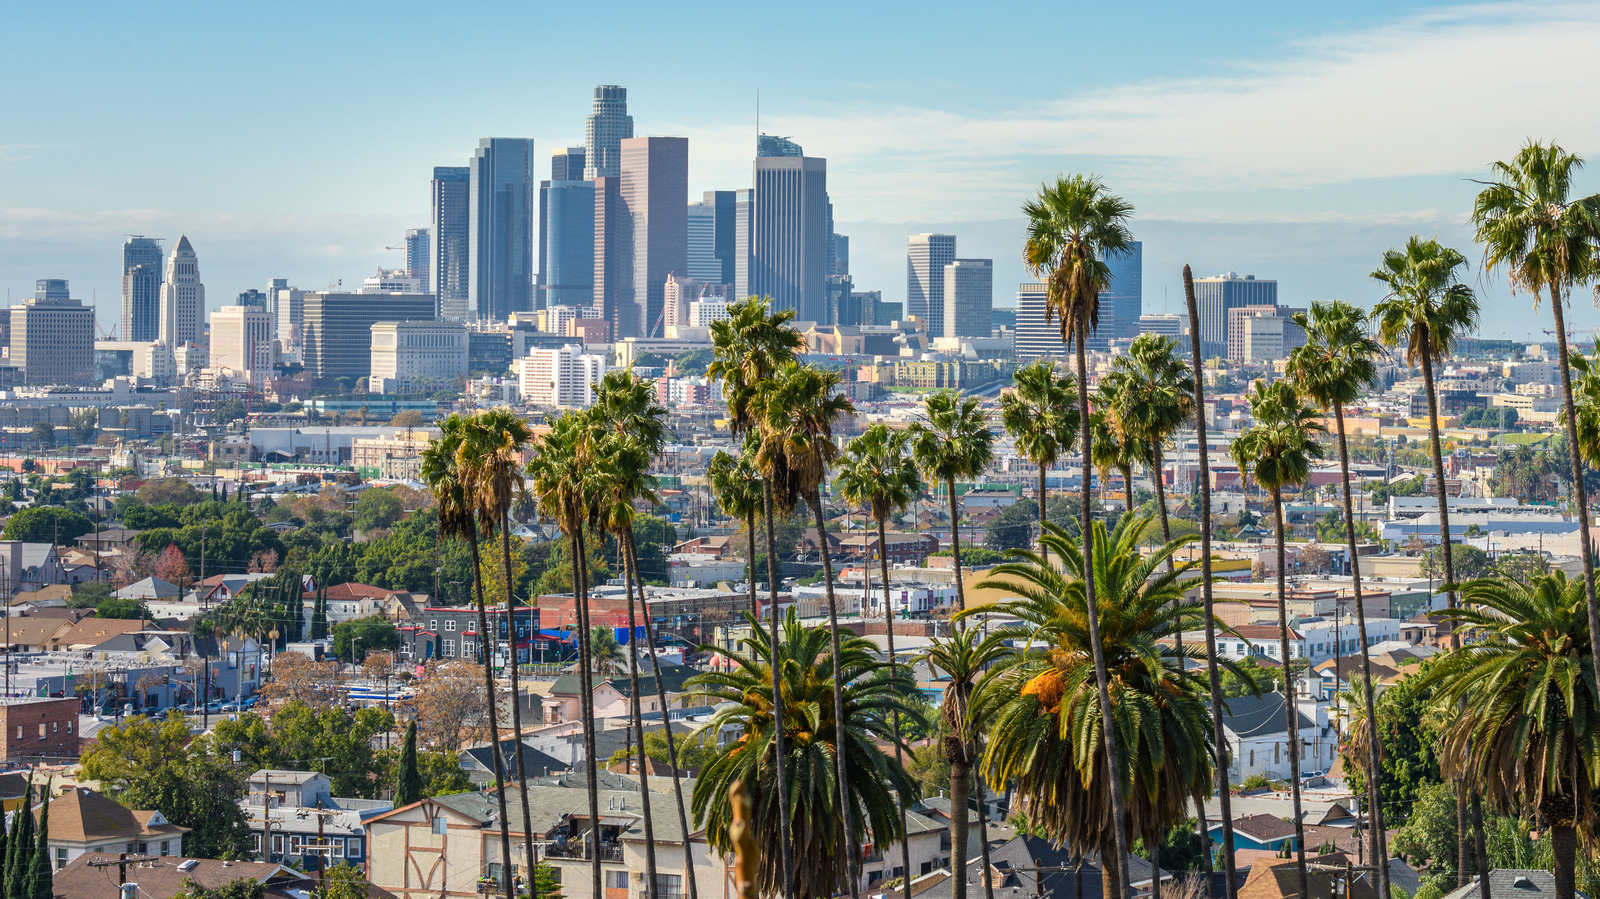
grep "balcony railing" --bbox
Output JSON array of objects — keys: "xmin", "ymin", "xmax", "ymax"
[{"xmin": 541, "ymin": 843, "xmax": 622, "ymax": 863}]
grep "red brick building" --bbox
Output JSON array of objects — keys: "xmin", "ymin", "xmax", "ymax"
[{"xmin": 0, "ymin": 698, "xmax": 80, "ymax": 760}]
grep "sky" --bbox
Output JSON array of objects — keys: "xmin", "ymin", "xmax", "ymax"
[{"xmin": 5, "ymin": 0, "xmax": 1600, "ymax": 340}]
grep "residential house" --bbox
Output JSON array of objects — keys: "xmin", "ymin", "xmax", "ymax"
[
  {"xmin": 76, "ymin": 528, "xmax": 142, "ymax": 552},
  {"xmin": 307, "ymin": 582, "xmax": 407, "ymax": 633},
  {"xmin": 399, "ymin": 604, "xmax": 536, "ymax": 666},
  {"xmin": 458, "ymin": 738, "xmax": 570, "ymax": 786},
  {"xmin": 540, "ymin": 664, "xmax": 704, "ymax": 725},
  {"xmin": 671, "ymin": 536, "xmax": 739, "ymax": 560},
  {"xmin": 240, "ymin": 770, "xmax": 391, "ymax": 870},
  {"xmin": 41, "ymin": 788, "xmax": 190, "ymax": 869},
  {"xmin": 0, "ymin": 542, "xmax": 65, "ymax": 593},
  {"xmin": 53, "ymin": 617, "xmax": 149, "ymax": 651},
  {"xmin": 54, "ymin": 854, "xmax": 314, "ymax": 899},
  {"xmin": 833, "ymin": 532, "xmax": 942, "ymax": 567},
  {"xmin": 1236, "ymin": 855, "xmax": 1379, "ymax": 899},
  {"xmin": 1208, "ymin": 813, "xmax": 1299, "ymax": 853},
  {"xmin": 1221, "ymin": 692, "xmax": 1339, "ymax": 782},
  {"xmin": 1439, "ymin": 870, "xmax": 1587, "ymax": 899},
  {"xmin": 1214, "ymin": 624, "xmax": 1309, "ymax": 665},
  {"xmin": 925, "ymin": 834, "xmax": 1161, "ymax": 899},
  {"xmin": 0, "ymin": 616, "xmax": 71, "ymax": 653}
]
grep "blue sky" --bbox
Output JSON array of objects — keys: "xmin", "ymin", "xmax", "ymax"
[{"xmin": 5, "ymin": 0, "xmax": 1600, "ymax": 339}]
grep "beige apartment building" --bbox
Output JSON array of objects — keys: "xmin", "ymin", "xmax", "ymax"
[{"xmin": 351, "ymin": 429, "xmax": 437, "ymax": 480}]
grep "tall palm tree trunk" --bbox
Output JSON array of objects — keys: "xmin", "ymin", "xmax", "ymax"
[
  {"xmin": 747, "ymin": 508, "xmax": 759, "ymax": 621},
  {"xmin": 1271, "ymin": 491, "xmax": 1308, "ymax": 898},
  {"xmin": 628, "ymin": 537, "xmax": 700, "ymax": 899},
  {"xmin": 1545, "ymin": 793, "xmax": 1577, "ymax": 899},
  {"xmin": 570, "ymin": 523, "xmax": 604, "ymax": 899},
  {"xmin": 876, "ymin": 516, "xmax": 914, "ymax": 899},
  {"xmin": 1549, "ymin": 285, "xmax": 1600, "ymax": 718},
  {"xmin": 972, "ymin": 777, "xmax": 995, "ymax": 899},
  {"xmin": 468, "ymin": 535, "xmax": 514, "ymax": 899},
  {"xmin": 621, "ymin": 534, "xmax": 659, "ymax": 898},
  {"xmin": 762, "ymin": 479, "xmax": 795, "ymax": 899},
  {"xmin": 807, "ymin": 491, "xmax": 861, "ymax": 899},
  {"xmin": 946, "ymin": 478, "xmax": 967, "ymax": 613},
  {"xmin": 1333, "ymin": 404, "xmax": 1388, "ymax": 897},
  {"xmin": 948, "ymin": 745, "xmax": 971, "ymax": 899},
  {"xmin": 1039, "ymin": 461, "xmax": 1049, "ymax": 532},
  {"xmin": 1121, "ymin": 463, "xmax": 1134, "ymax": 517},
  {"xmin": 501, "ymin": 528, "xmax": 537, "ymax": 889},
  {"xmin": 1190, "ymin": 262, "xmax": 1239, "ymax": 899},
  {"xmin": 1419, "ymin": 343, "xmax": 1478, "ymax": 887},
  {"xmin": 1076, "ymin": 333, "xmax": 1131, "ymax": 899}
]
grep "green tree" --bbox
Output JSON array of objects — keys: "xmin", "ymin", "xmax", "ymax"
[
  {"xmin": 709, "ymin": 438, "xmax": 764, "ymax": 619},
  {"xmin": 6, "ymin": 779, "xmax": 33, "ymax": 899},
  {"xmin": 984, "ymin": 500, "xmax": 1040, "ymax": 552},
  {"xmin": 171, "ymin": 877, "xmax": 266, "ymax": 899},
  {"xmin": 318, "ymin": 863, "xmax": 368, "ymax": 899},
  {"xmin": 331, "ymin": 616, "xmax": 398, "ymax": 661},
  {"xmin": 1230, "ymin": 379, "xmax": 1325, "ymax": 897},
  {"xmin": 29, "ymin": 421, "xmax": 54, "ymax": 450},
  {"xmin": 1422, "ymin": 543, "xmax": 1490, "ymax": 581},
  {"xmin": 974, "ymin": 515, "xmax": 1237, "ymax": 899},
  {"xmin": 1107, "ymin": 333, "xmax": 1195, "ymax": 551},
  {"xmin": 2, "ymin": 507, "xmax": 91, "ymax": 544},
  {"xmin": 1472, "ymin": 141, "xmax": 1600, "ymax": 702},
  {"xmin": 999, "ymin": 359, "xmax": 1078, "ymax": 532},
  {"xmin": 96, "ymin": 596, "xmax": 148, "ymax": 620},
  {"xmin": 352, "ymin": 488, "xmax": 405, "ymax": 532},
  {"xmin": 1218, "ymin": 656, "xmax": 1276, "ymax": 699},
  {"xmin": 26, "ymin": 780, "xmax": 50, "ymax": 899},
  {"xmin": 395, "ymin": 720, "xmax": 422, "ymax": 806},
  {"xmin": 1023, "ymin": 172, "xmax": 1137, "ymax": 898},
  {"xmin": 909, "ymin": 393, "xmax": 993, "ymax": 614},
  {"xmin": 137, "ymin": 479, "xmax": 203, "ymax": 506},
  {"xmin": 688, "ymin": 611, "xmax": 917, "ymax": 899},
  {"xmin": 261, "ymin": 703, "xmax": 394, "ymax": 799},
  {"xmin": 531, "ymin": 861, "xmax": 563, "ymax": 899},
  {"xmin": 1088, "ymin": 382, "xmax": 1140, "ymax": 515}
]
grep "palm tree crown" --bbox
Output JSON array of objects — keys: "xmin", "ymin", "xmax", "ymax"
[
  {"xmin": 1022, "ymin": 174, "xmax": 1136, "ymax": 345},
  {"xmin": 1000, "ymin": 360, "xmax": 1079, "ymax": 517},
  {"xmin": 835, "ymin": 425, "xmax": 922, "ymax": 534},
  {"xmin": 1471, "ymin": 140, "xmax": 1600, "ymax": 304},
  {"xmin": 909, "ymin": 393, "xmax": 993, "ymax": 494},
  {"xmin": 1285, "ymin": 300, "xmax": 1379, "ymax": 410},
  {"xmin": 1371, "ymin": 237, "xmax": 1479, "ymax": 368},
  {"xmin": 1230, "ymin": 380, "xmax": 1326, "ymax": 496},
  {"xmin": 707, "ymin": 297, "xmax": 806, "ymax": 437}
]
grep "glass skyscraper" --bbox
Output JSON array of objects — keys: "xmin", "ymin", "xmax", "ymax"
[
  {"xmin": 430, "ymin": 167, "xmax": 470, "ymax": 319},
  {"xmin": 538, "ymin": 148, "xmax": 591, "ymax": 308},
  {"xmin": 907, "ymin": 233, "xmax": 957, "ymax": 335},
  {"xmin": 1094, "ymin": 240, "xmax": 1143, "ymax": 348},
  {"xmin": 741, "ymin": 153, "xmax": 829, "ymax": 322},
  {"xmin": 469, "ymin": 138, "xmax": 535, "ymax": 321},
  {"xmin": 1192, "ymin": 271, "xmax": 1277, "ymax": 359},
  {"xmin": 584, "ymin": 86, "xmax": 632, "ymax": 180},
  {"xmin": 121, "ymin": 236, "xmax": 163, "ymax": 342}
]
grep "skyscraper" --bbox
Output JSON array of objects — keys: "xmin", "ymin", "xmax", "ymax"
[
  {"xmin": 538, "ymin": 147, "xmax": 589, "ymax": 308},
  {"xmin": 11, "ymin": 281, "xmax": 94, "ymax": 386},
  {"xmin": 584, "ymin": 85, "xmax": 633, "ymax": 180},
  {"xmin": 1095, "ymin": 241, "xmax": 1143, "ymax": 347},
  {"xmin": 618, "ymin": 136, "xmax": 689, "ymax": 338},
  {"xmin": 907, "ymin": 233, "xmax": 957, "ymax": 334},
  {"xmin": 430, "ymin": 166, "xmax": 471, "ymax": 319},
  {"xmin": 159, "ymin": 235, "xmax": 204, "ymax": 347},
  {"xmin": 742, "ymin": 151, "xmax": 829, "ymax": 322},
  {"xmin": 943, "ymin": 259, "xmax": 994, "ymax": 339},
  {"xmin": 687, "ymin": 202, "xmax": 720, "ymax": 283},
  {"xmin": 469, "ymin": 138, "xmax": 535, "ymax": 321},
  {"xmin": 1191, "ymin": 272, "xmax": 1278, "ymax": 359},
  {"xmin": 593, "ymin": 176, "xmax": 627, "ymax": 334},
  {"xmin": 121, "ymin": 236, "xmax": 163, "ymax": 342},
  {"xmin": 405, "ymin": 228, "xmax": 430, "ymax": 292},
  {"xmin": 209, "ymin": 304, "xmax": 274, "ymax": 383},
  {"xmin": 300, "ymin": 291, "xmax": 436, "ymax": 383},
  {"xmin": 1014, "ymin": 281, "xmax": 1067, "ymax": 362}
]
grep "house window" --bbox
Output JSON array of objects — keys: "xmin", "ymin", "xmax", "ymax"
[
  {"xmin": 429, "ymin": 619, "xmax": 438, "ymax": 631},
  {"xmin": 54, "ymin": 849, "xmax": 65, "ymax": 871},
  {"xmin": 273, "ymin": 835, "xmax": 285, "ymax": 855},
  {"xmin": 442, "ymin": 640, "xmax": 455, "ymax": 657},
  {"xmin": 654, "ymin": 874, "xmax": 682, "ymax": 898},
  {"xmin": 346, "ymin": 839, "xmax": 362, "ymax": 859},
  {"xmin": 432, "ymin": 816, "xmax": 448, "ymax": 835},
  {"xmin": 462, "ymin": 640, "xmax": 474, "ymax": 657},
  {"xmin": 36, "ymin": 724, "xmax": 44, "ymax": 738},
  {"xmin": 444, "ymin": 620, "xmax": 456, "ymax": 631},
  {"xmin": 65, "ymin": 721, "xmax": 70, "ymax": 734},
  {"xmin": 160, "ymin": 841, "xmax": 169, "ymax": 857},
  {"xmin": 605, "ymin": 872, "xmax": 629, "ymax": 889},
  {"xmin": 14, "ymin": 727, "xmax": 20, "ymax": 740},
  {"xmin": 332, "ymin": 838, "xmax": 344, "ymax": 857},
  {"xmin": 253, "ymin": 835, "xmax": 262, "ymax": 852}
]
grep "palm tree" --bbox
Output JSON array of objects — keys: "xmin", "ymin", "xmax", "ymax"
[
  {"xmin": 709, "ymin": 437, "xmax": 764, "ymax": 619},
  {"xmin": 1182, "ymin": 265, "xmax": 1238, "ymax": 894},
  {"xmin": 1088, "ymin": 383, "xmax": 1139, "ymax": 516},
  {"xmin": 835, "ymin": 423, "xmax": 924, "ymax": 892},
  {"xmin": 461, "ymin": 408, "xmax": 538, "ymax": 885},
  {"xmin": 752, "ymin": 361, "xmax": 861, "ymax": 897},
  {"xmin": 1285, "ymin": 299, "xmax": 1388, "ymax": 893},
  {"xmin": 526, "ymin": 413, "xmax": 605, "ymax": 899},
  {"xmin": 707, "ymin": 296, "xmax": 806, "ymax": 899},
  {"xmin": 973, "ymin": 515, "xmax": 1234, "ymax": 898},
  {"xmin": 687, "ymin": 611, "xmax": 918, "ymax": 899},
  {"xmin": 920, "ymin": 626, "xmax": 1010, "ymax": 899},
  {"xmin": 909, "ymin": 393, "xmax": 993, "ymax": 615},
  {"xmin": 999, "ymin": 359, "xmax": 1078, "ymax": 533},
  {"xmin": 1230, "ymin": 380, "xmax": 1325, "ymax": 898},
  {"xmin": 1472, "ymin": 141, "xmax": 1600, "ymax": 701},
  {"xmin": 1109, "ymin": 334, "xmax": 1194, "ymax": 550},
  {"xmin": 1421, "ymin": 570, "xmax": 1600, "ymax": 899},
  {"xmin": 421, "ymin": 415, "xmax": 514, "ymax": 899},
  {"xmin": 1023, "ymin": 173, "xmax": 1137, "ymax": 899},
  {"xmin": 587, "ymin": 626, "xmax": 625, "ymax": 676}
]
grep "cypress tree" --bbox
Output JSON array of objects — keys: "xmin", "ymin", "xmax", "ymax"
[
  {"xmin": 312, "ymin": 585, "xmax": 328, "ymax": 641},
  {"xmin": 396, "ymin": 721, "xmax": 422, "ymax": 807},
  {"xmin": 6, "ymin": 781, "xmax": 33, "ymax": 899},
  {"xmin": 25, "ymin": 784, "xmax": 48, "ymax": 899}
]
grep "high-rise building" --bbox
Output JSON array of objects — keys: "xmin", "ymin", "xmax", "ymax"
[
  {"xmin": 757, "ymin": 134, "xmax": 804, "ymax": 157},
  {"xmin": 538, "ymin": 147, "xmax": 590, "ymax": 308},
  {"xmin": 743, "ymin": 152, "xmax": 829, "ymax": 322},
  {"xmin": 1014, "ymin": 281, "xmax": 1067, "ymax": 362},
  {"xmin": 907, "ymin": 234, "xmax": 957, "ymax": 335},
  {"xmin": 583, "ymin": 86, "xmax": 633, "ymax": 180},
  {"xmin": 517, "ymin": 344, "xmax": 607, "ymax": 408},
  {"xmin": 272, "ymin": 281, "xmax": 307, "ymax": 351},
  {"xmin": 1097, "ymin": 241, "xmax": 1143, "ymax": 347},
  {"xmin": 593, "ymin": 176, "xmax": 627, "ymax": 335},
  {"xmin": 832, "ymin": 234, "xmax": 850, "ymax": 277},
  {"xmin": 120, "ymin": 236, "xmax": 163, "ymax": 343},
  {"xmin": 235, "ymin": 289, "xmax": 268, "ymax": 308},
  {"xmin": 405, "ymin": 228, "xmax": 430, "ymax": 291},
  {"xmin": 1137, "ymin": 314, "xmax": 1188, "ymax": 339},
  {"xmin": 430, "ymin": 166, "xmax": 471, "ymax": 319},
  {"xmin": 733, "ymin": 189, "xmax": 753, "ymax": 298},
  {"xmin": 943, "ymin": 258, "xmax": 993, "ymax": 339},
  {"xmin": 11, "ymin": 281, "xmax": 94, "ymax": 386},
  {"xmin": 208, "ymin": 305, "xmax": 274, "ymax": 383},
  {"xmin": 369, "ymin": 320, "xmax": 468, "ymax": 394},
  {"xmin": 300, "ymin": 292, "xmax": 436, "ymax": 383},
  {"xmin": 618, "ymin": 136, "xmax": 689, "ymax": 338},
  {"xmin": 1192, "ymin": 272, "xmax": 1277, "ymax": 359},
  {"xmin": 1227, "ymin": 305, "xmax": 1306, "ymax": 361},
  {"xmin": 686, "ymin": 202, "xmax": 721, "ymax": 283},
  {"xmin": 159, "ymin": 235, "xmax": 204, "ymax": 347},
  {"xmin": 469, "ymin": 138, "xmax": 535, "ymax": 321}
]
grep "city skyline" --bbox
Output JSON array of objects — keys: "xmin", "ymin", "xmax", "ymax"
[{"xmin": 5, "ymin": 2, "xmax": 1600, "ymax": 339}]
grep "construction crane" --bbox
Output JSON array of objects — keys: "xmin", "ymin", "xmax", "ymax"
[{"xmin": 97, "ymin": 322, "xmax": 118, "ymax": 341}]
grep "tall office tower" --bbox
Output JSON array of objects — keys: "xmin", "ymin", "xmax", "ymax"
[
  {"xmin": 369, "ymin": 320, "xmax": 468, "ymax": 394},
  {"xmin": 584, "ymin": 86, "xmax": 633, "ymax": 180},
  {"xmin": 943, "ymin": 259, "xmax": 994, "ymax": 339},
  {"xmin": 538, "ymin": 147, "xmax": 590, "ymax": 307},
  {"xmin": 235, "ymin": 289, "xmax": 268, "ymax": 307},
  {"xmin": 833, "ymin": 234, "xmax": 850, "ymax": 277},
  {"xmin": 405, "ymin": 228, "xmax": 430, "ymax": 290},
  {"xmin": 617, "ymin": 136, "xmax": 689, "ymax": 338},
  {"xmin": 209, "ymin": 304, "xmax": 274, "ymax": 382},
  {"xmin": 1094, "ymin": 241, "xmax": 1143, "ymax": 347},
  {"xmin": 757, "ymin": 134, "xmax": 804, "ymax": 157},
  {"xmin": 703, "ymin": 191, "xmax": 738, "ymax": 286},
  {"xmin": 744, "ymin": 152, "xmax": 829, "ymax": 322},
  {"xmin": 430, "ymin": 166, "xmax": 471, "ymax": 319},
  {"xmin": 825, "ymin": 202, "xmax": 836, "ymax": 280},
  {"xmin": 593, "ymin": 177, "xmax": 627, "ymax": 336},
  {"xmin": 1014, "ymin": 281, "xmax": 1068, "ymax": 361},
  {"xmin": 827, "ymin": 274, "xmax": 856, "ymax": 325},
  {"xmin": 733, "ymin": 189, "xmax": 754, "ymax": 298},
  {"xmin": 686, "ymin": 203, "xmax": 721, "ymax": 283},
  {"xmin": 120, "ymin": 236, "xmax": 163, "ymax": 342},
  {"xmin": 517, "ymin": 344, "xmax": 607, "ymax": 408},
  {"xmin": 907, "ymin": 233, "xmax": 958, "ymax": 335},
  {"xmin": 469, "ymin": 138, "xmax": 535, "ymax": 321},
  {"xmin": 159, "ymin": 235, "xmax": 205, "ymax": 347},
  {"xmin": 300, "ymin": 291, "xmax": 436, "ymax": 383},
  {"xmin": 1191, "ymin": 272, "xmax": 1277, "ymax": 359},
  {"xmin": 11, "ymin": 282, "xmax": 94, "ymax": 386}
]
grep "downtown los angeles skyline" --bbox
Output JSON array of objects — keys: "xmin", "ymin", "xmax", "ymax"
[{"xmin": 5, "ymin": 0, "xmax": 1600, "ymax": 339}]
